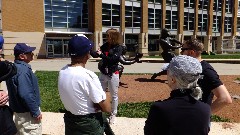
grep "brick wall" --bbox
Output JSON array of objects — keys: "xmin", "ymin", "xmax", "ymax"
[{"xmin": 2, "ymin": 0, "xmax": 44, "ymax": 32}]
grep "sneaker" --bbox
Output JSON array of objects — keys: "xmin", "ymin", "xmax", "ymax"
[{"xmin": 108, "ymin": 114, "xmax": 116, "ymax": 125}]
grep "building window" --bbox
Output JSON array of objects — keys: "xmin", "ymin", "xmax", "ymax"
[
  {"xmin": 225, "ymin": 0, "xmax": 232, "ymax": 13},
  {"xmin": 184, "ymin": 0, "xmax": 194, "ymax": 8},
  {"xmin": 184, "ymin": 12, "xmax": 194, "ymax": 31},
  {"xmin": 165, "ymin": 10, "xmax": 171, "ymax": 29},
  {"xmin": 148, "ymin": 35, "xmax": 160, "ymax": 51},
  {"xmin": 198, "ymin": 13, "xmax": 208, "ymax": 32},
  {"xmin": 148, "ymin": 0, "xmax": 161, "ymax": 4},
  {"xmin": 102, "ymin": 3, "xmax": 120, "ymax": 27},
  {"xmin": 125, "ymin": 1, "xmax": 141, "ymax": 28},
  {"xmin": 213, "ymin": 0, "xmax": 221, "ymax": 12},
  {"xmin": 224, "ymin": 17, "xmax": 232, "ymax": 33},
  {"xmin": 133, "ymin": 7, "xmax": 141, "ymax": 27},
  {"xmin": 166, "ymin": 7, "xmax": 178, "ymax": 30},
  {"xmin": 44, "ymin": 0, "xmax": 88, "ymax": 29},
  {"xmin": 172, "ymin": 11, "xmax": 178, "ymax": 30},
  {"xmin": 125, "ymin": 6, "xmax": 132, "ymax": 27},
  {"xmin": 166, "ymin": 0, "xmax": 178, "ymax": 6},
  {"xmin": 155, "ymin": 9, "xmax": 162, "ymax": 29},
  {"xmin": 125, "ymin": 34, "xmax": 138, "ymax": 52},
  {"xmin": 213, "ymin": 15, "xmax": 221, "ymax": 32},
  {"xmin": 148, "ymin": 8, "xmax": 154, "ymax": 28},
  {"xmin": 148, "ymin": 3, "xmax": 161, "ymax": 29},
  {"xmin": 198, "ymin": 0, "xmax": 208, "ymax": 10}
]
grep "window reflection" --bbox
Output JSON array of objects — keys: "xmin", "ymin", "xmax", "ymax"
[
  {"xmin": 125, "ymin": 1, "xmax": 141, "ymax": 28},
  {"xmin": 102, "ymin": 3, "xmax": 120, "ymax": 27},
  {"xmin": 44, "ymin": 0, "xmax": 88, "ymax": 29}
]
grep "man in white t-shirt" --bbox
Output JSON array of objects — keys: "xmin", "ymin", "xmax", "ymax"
[{"xmin": 58, "ymin": 35, "xmax": 114, "ymax": 135}]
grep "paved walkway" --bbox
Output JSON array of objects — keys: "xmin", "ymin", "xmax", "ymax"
[{"xmin": 29, "ymin": 58, "xmax": 240, "ymax": 75}]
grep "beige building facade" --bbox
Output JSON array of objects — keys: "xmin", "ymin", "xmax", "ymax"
[{"xmin": 0, "ymin": 0, "xmax": 239, "ymax": 58}]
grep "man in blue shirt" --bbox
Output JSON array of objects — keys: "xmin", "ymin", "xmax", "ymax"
[{"xmin": 6, "ymin": 43, "xmax": 42, "ymax": 134}]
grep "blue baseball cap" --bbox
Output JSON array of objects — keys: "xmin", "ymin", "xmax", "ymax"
[
  {"xmin": 14, "ymin": 43, "xmax": 36, "ymax": 56},
  {"xmin": 0, "ymin": 36, "xmax": 4, "ymax": 50},
  {"xmin": 68, "ymin": 35, "xmax": 93, "ymax": 56}
]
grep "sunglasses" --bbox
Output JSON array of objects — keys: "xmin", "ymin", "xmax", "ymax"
[
  {"xmin": 181, "ymin": 48, "xmax": 192, "ymax": 51},
  {"xmin": 23, "ymin": 52, "xmax": 34, "ymax": 55}
]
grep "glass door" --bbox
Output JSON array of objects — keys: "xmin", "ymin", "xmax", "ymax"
[
  {"xmin": 63, "ymin": 44, "xmax": 69, "ymax": 57},
  {"xmin": 52, "ymin": 39, "xmax": 63, "ymax": 57},
  {"xmin": 47, "ymin": 44, "xmax": 54, "ymax": 58}
]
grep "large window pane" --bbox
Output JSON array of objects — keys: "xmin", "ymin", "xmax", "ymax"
[
  {"xmin": 125, "ymin": 6, "xmax": 132, "ymax": 27},
  {"xmin": 44, "ymin": 0, "xmax": 87, "ymax": 29}
]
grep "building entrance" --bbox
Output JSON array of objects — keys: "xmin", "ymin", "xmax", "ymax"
[{"xmin": 46, "ymin": 38, "xmax": 70, "ymax": 58}]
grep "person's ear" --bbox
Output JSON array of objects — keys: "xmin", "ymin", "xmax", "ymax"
[
  {"xmin": 18, "ymin": 54, "xmax": 25, "ymax": 60},
  {"xmin": 189, "ymin": 50, "xmax": 195, "ymax": 56},
  {"xmin": 171, "ymin": 77, "xmax": 176, "ymax": 84}
]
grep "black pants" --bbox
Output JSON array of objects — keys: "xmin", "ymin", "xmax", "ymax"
[
  {"xmin": 64, "ymin": 111, "xmax": 114, "ymax": 135},
  {"xmin": 0, "ymin": 106, "xmax": 17, "ymax": 135}
]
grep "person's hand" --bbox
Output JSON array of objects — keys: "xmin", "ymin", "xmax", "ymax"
[
  {"xmin": 0, "ymin": 91, "xmax": 9, "ymax": 106},
  {"xmin": 94, "ymin": 103, "xmax": 102, "ymax": 112},
  {"xmin": 96, "ymin": 50, "xmax": 102, "ymax": 55},
  {"xmin": 35, "ymin": 113, "xmax": 42, "ymax": 121}
]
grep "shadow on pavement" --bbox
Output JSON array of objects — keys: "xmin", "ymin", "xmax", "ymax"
[{"xmin": 135, "ymin": 78, "xmax": 167, "ymax": 83}]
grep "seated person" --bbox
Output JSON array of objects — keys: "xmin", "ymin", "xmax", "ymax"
[{"xmin": 144, "ymin": 55, "xmax": 211, "ymax": 135}]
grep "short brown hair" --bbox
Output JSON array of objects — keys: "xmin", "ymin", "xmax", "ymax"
[
  {"xmin": 106, "ymin": 28, "xmax": 121, "ymax": 45},
  {"xmin": 184, "ymin": 38, "xmax": 204, "ymax": 55}
]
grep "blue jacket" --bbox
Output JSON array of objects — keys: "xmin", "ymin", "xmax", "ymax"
[{"xmin": 6, "ymin": 60, "xmax": 41, "ymax": 117}]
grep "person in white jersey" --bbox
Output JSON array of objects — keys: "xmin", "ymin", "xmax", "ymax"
[{"xmin": 58, "ymin": 35, "xmax": 114, "ymax": 135}]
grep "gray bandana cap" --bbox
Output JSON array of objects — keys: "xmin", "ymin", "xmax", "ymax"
[{"xmin": 167, "ymin": 55, "xmax": 202, "ymax": 86}]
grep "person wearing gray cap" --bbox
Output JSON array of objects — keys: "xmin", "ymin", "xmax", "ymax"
[
  {"xmin": 58, "ymin": 35, "xmax": 114, "ymax": 135},
  {"xmin": 181, "ymin": 39, "xmax": 232, "ymax": 113},
  {"xmin": 6, "ymin": 43, "xmax": 42, "ymax": 134},
  {"xmin": 144, "ymin": 55, "xmax": 211, "ymax": 135}
]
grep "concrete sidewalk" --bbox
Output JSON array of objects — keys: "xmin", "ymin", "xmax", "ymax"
[
  {"xmin": 42, "ymin": 112, "xmax": 240, "ymax": 135},
  {"xmin": 29, "ymin": 58, "xmax": 240, "ymax": 75}
]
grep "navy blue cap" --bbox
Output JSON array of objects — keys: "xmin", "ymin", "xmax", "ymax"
[
  {"xmin": 0, "ymin": 36, "xmax": 4, "ymax": 50},
  {"xmin": 68, "ymin": 35, "xmax": 93, "ymax": 56},
  {"xmin": 14, "ymin": 43, "xmax": 36, "ymax": 56}
]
